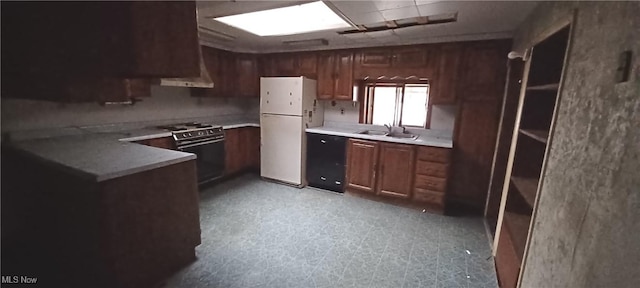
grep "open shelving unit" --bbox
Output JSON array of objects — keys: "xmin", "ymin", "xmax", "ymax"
[
  {"xmin": 493, "ymin": 23, "xmax": 572, "ymax": 288},
  {"xmin": 518, "ymin": 129, "xmax": 549, "ymax": 144},
  {"xmin": 525, "ymin": 83, "xmax": 560, "ymax": 91}
]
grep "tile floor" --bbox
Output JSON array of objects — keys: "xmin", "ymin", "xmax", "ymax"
[{"xmin": 162, "ymin": 174, "xmax": 498, "ymax": 288}]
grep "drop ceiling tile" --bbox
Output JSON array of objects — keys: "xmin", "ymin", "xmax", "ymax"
[
  {"xmin": 347, "ymin": 11, "xmax": 385, "ymax": 25},
  {"xmin": 330, "ymin": 0, "xmax": 379, "ymax": 14},
  {"xmin": 380, "ymin": 6, "xmax": 421, "ymax": 21},
  {"xmin": 373, "ymin": 0, "xmax": 416, "ymax": 11},
  {"xmin": 416, "ymin": 2, "xmax": 459, "ymax": 17},
  {"xmin": 415, "ymin": 0, "xmax": 440, "ymax": 5},
  {"xmin": 197, "ymin": 1, "xmax": 538, "ymax": 52}
]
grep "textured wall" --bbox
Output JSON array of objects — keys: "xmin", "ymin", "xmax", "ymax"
[
  {"xmin": 515, "ymin": 2, "xmax": 640, "ymax": 288},
  {"xmin": 1, "ymin": 85, "xmax": 259, "ymax": 132}
]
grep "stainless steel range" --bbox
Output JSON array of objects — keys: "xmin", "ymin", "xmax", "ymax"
[{"xmin": 157, "ymin": 122, "xmax": 225, "ymax": 185}]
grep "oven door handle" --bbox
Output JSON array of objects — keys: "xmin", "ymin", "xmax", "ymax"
[{"xmin": 177, "ymin": 139, "xmax": 225, "ymax": 149}]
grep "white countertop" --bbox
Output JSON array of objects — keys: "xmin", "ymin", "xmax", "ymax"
[
  {"xmin": 220, "ymin": 122, "xmax": 260, "ymax": 130},
  {"xmin": 7, "ymin": 119, "xmax": 260, "ymax": 182},
  {"xmin": 306, "ymin": 123, "xmax": 453, "ymax": 148},
  {"xmin": 10, "ymin": 134, "xmax": 196, "ymax": 182},
  {"xmin": 118, "ymin": 120, "xmax": 260, "ymax": 142}
]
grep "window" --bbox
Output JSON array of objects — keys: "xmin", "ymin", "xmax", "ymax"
[{"xmin": 362, "ymin": 82, "xmax": 429, "ymax": 128}]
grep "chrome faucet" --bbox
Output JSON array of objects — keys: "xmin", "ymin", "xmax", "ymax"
[{"xmin": 384, "ymin": 123, "xmax": 392, "ymax": 134}]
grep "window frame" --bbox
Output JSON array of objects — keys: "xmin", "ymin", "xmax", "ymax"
[{"xmin": 360, "ymin": 80, "xmax": 430, "ymax": 128}]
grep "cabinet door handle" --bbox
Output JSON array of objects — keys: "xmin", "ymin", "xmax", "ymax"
[
  {"xmin": 320, "ymin": 176, "xmax": 326, "ymax": 181},
  {"xmin": 320, "ymin": 140, "xmax": 326, "ymax": 144},
  {"xmin": 335, "ymin": 181, "xmax": 341, "ymax": 185}
]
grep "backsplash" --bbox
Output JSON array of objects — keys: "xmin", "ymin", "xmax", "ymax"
[
  {"xmin": 430, "ymin": 104, "xmax": 457, "ymax": 132},
  {"xmin": 1, "ymin": 85, "xmax": 260, "ymax": 133},
  {"xmin": 322, "ymin": 100, "xmax": 457, "ymax": 132},
  {"xmin": 322, "ymin": 101, "xmax": 360, "ymax": 123}
]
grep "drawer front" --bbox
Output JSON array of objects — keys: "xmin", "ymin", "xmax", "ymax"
[
  {"xmin": 415, "ymin": 161, "xmax": 448, "ymax": 177},
  {"xmin": 417, "ymin": 146, "xmax": 451, "ymax": 163},
  {"xmin": 413, "ymin": 189, "xmax": 445, "ymax": 206},
  {"xmin": 414, "ymin": 175, "xmax": 447, "ymax": 192}
]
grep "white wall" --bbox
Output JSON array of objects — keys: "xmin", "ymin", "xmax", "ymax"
[
  {"xmin": 322, "ymin": 100, "xmax": 359, "ymax": 123},
  {"xmin": 1, "ymin": 85, "xmax": 259, "ymax": 133},
  {"xmin": 322, "ymin": 100, "xmax": 457, "ymax": 132},
  {"xmin": 430, "ymin": 104, "xmax": 457, "ymax": 131}
]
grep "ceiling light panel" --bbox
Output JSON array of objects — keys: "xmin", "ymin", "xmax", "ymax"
[{"xmin": 213, "ymin": 1, "xmax": 351, "ymax": 36}]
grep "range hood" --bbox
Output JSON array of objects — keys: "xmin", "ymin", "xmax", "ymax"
[{"xmin": 160, "ymin": 46, "xmax": 214, "ymax": 88}]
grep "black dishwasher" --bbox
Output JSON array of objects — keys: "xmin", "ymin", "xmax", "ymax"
[{"xmin": 306, "ymin": 133, "xmax": 346, "ymax": 192}]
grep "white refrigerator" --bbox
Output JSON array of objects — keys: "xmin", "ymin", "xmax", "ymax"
[{"xmin": 260, "ymin": 77, "xmax": 324, "ymax": 187}]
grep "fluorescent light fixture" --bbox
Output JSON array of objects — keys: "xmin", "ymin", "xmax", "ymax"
[
  {"xmin": 214, "ymin": 1, "xmax": 351, "ymax": 36},
  {"xmin": 282, "ymin": 38, "xmax": 329, "ymax": 47}
]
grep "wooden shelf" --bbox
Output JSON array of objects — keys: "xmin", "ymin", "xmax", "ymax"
[
  {"xmin": 526, "ymin": 83, "xmax": 559, "ymax": 91},
  {"xmin": 519, "ymin": 129, "xmax": 549, "ymax": 144},
  {"xmin": 504, "ymin": 211, "xmax": 532, "ymax": 262},
  {"xmin": 511, "ymin": 176, "xmax": 538, "ymax": 207}
]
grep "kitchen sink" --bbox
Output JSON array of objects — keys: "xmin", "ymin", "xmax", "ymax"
[
  {"xmin": 386, "ymin": 133, "xmax": 418, "ymax": 139},
  {"xmin": 357, "ymin": 129, "xmax": 419, "ymax": 140},
  {"xmin": 357, "ymin": 130, "xmax": 388, "ymax": 136}
]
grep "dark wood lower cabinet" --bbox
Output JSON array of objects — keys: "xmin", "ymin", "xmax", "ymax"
[
  {"xmin": 224, "ymin": 128, "xmax": 244, "ymax": 175},
  {"xmin": 376, "ymin": 143, "xmax": 415, "ymax": 198},
  {"xmin": 345, "ymin": 139, "xmax": 379, "ymax": 193},
  {"xmin": 451, "ymin": 99, "xmax": 502, "ymax": 207},
  {"xmin": 345, "ymin": 138, "xmax": 451, "ymax": 213},
  {"xmin": 224, "ymin": 127, "xmax": 260, "ymax": 176},
  {"xmin": 1, "ymin": 149, "xmax": 200, "ymax": 288},
  {"xmin": 245, "ymin": 127, "xmax": 261, "ymax": 170}
]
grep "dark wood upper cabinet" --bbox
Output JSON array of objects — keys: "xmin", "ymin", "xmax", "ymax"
[
  {"xmin": 2, "ymin": 1, "xmax": 199, "ymax": 78},
  {"xmin": 376, "ymin": 143, "xmax": 415, "ymax": 198},
  {"xmin": 345, "ymin": 139, "xmax": 379, "ymax": 193},
  {"xmin": 297, "ymin": 53, "xmax": 318, "ymax": 79},
  {"xmin": 258, "ymin": 56, "xmax": 277, "ymax": 77},
  {"xmin": 2, "ymin": 1, "xmax": 199, "ymax": 102},
  {"xmin": 459, "ymin": 41, "xmax": 510, "ymax": 101},
  {"xmin": 431, "ymin": 44, "xmax": 463, "ymax": 104},
  {"xmin": 354, "ymin": 45, "xmax": 436, "ymax": 80},
  {"xmin": 334, "ymin": 52, "xmax": 355, "ymax": 101},
  {"xmin": 236, "ymin": 54, "xmax": 260, "ymax": 97},
  {"xmin": 123, "ymin": 2, "xmax": 200, "ymax": 77},
  {"xmin": 261, "ymin": 52, "xmax": 317, "ymax": 79},
  {"xmin": 274, "ymin": 54, "xmax": 298, "ymax": 76},
  {"xmin": 360, "ymin": 50, "xmax": 393, "ymax": 67},
  {"xmin": 392, "ymin": 47, "xmax": 429, "ymax": 68},
  {"xmin": 317, "ymin": 53, "xmax": 337, "ymax": 100}
]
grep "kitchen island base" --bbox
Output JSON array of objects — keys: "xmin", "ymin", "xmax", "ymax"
[{"xmin": 1, "ymin": 149, "xmax": 201, "ymax": 288}]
